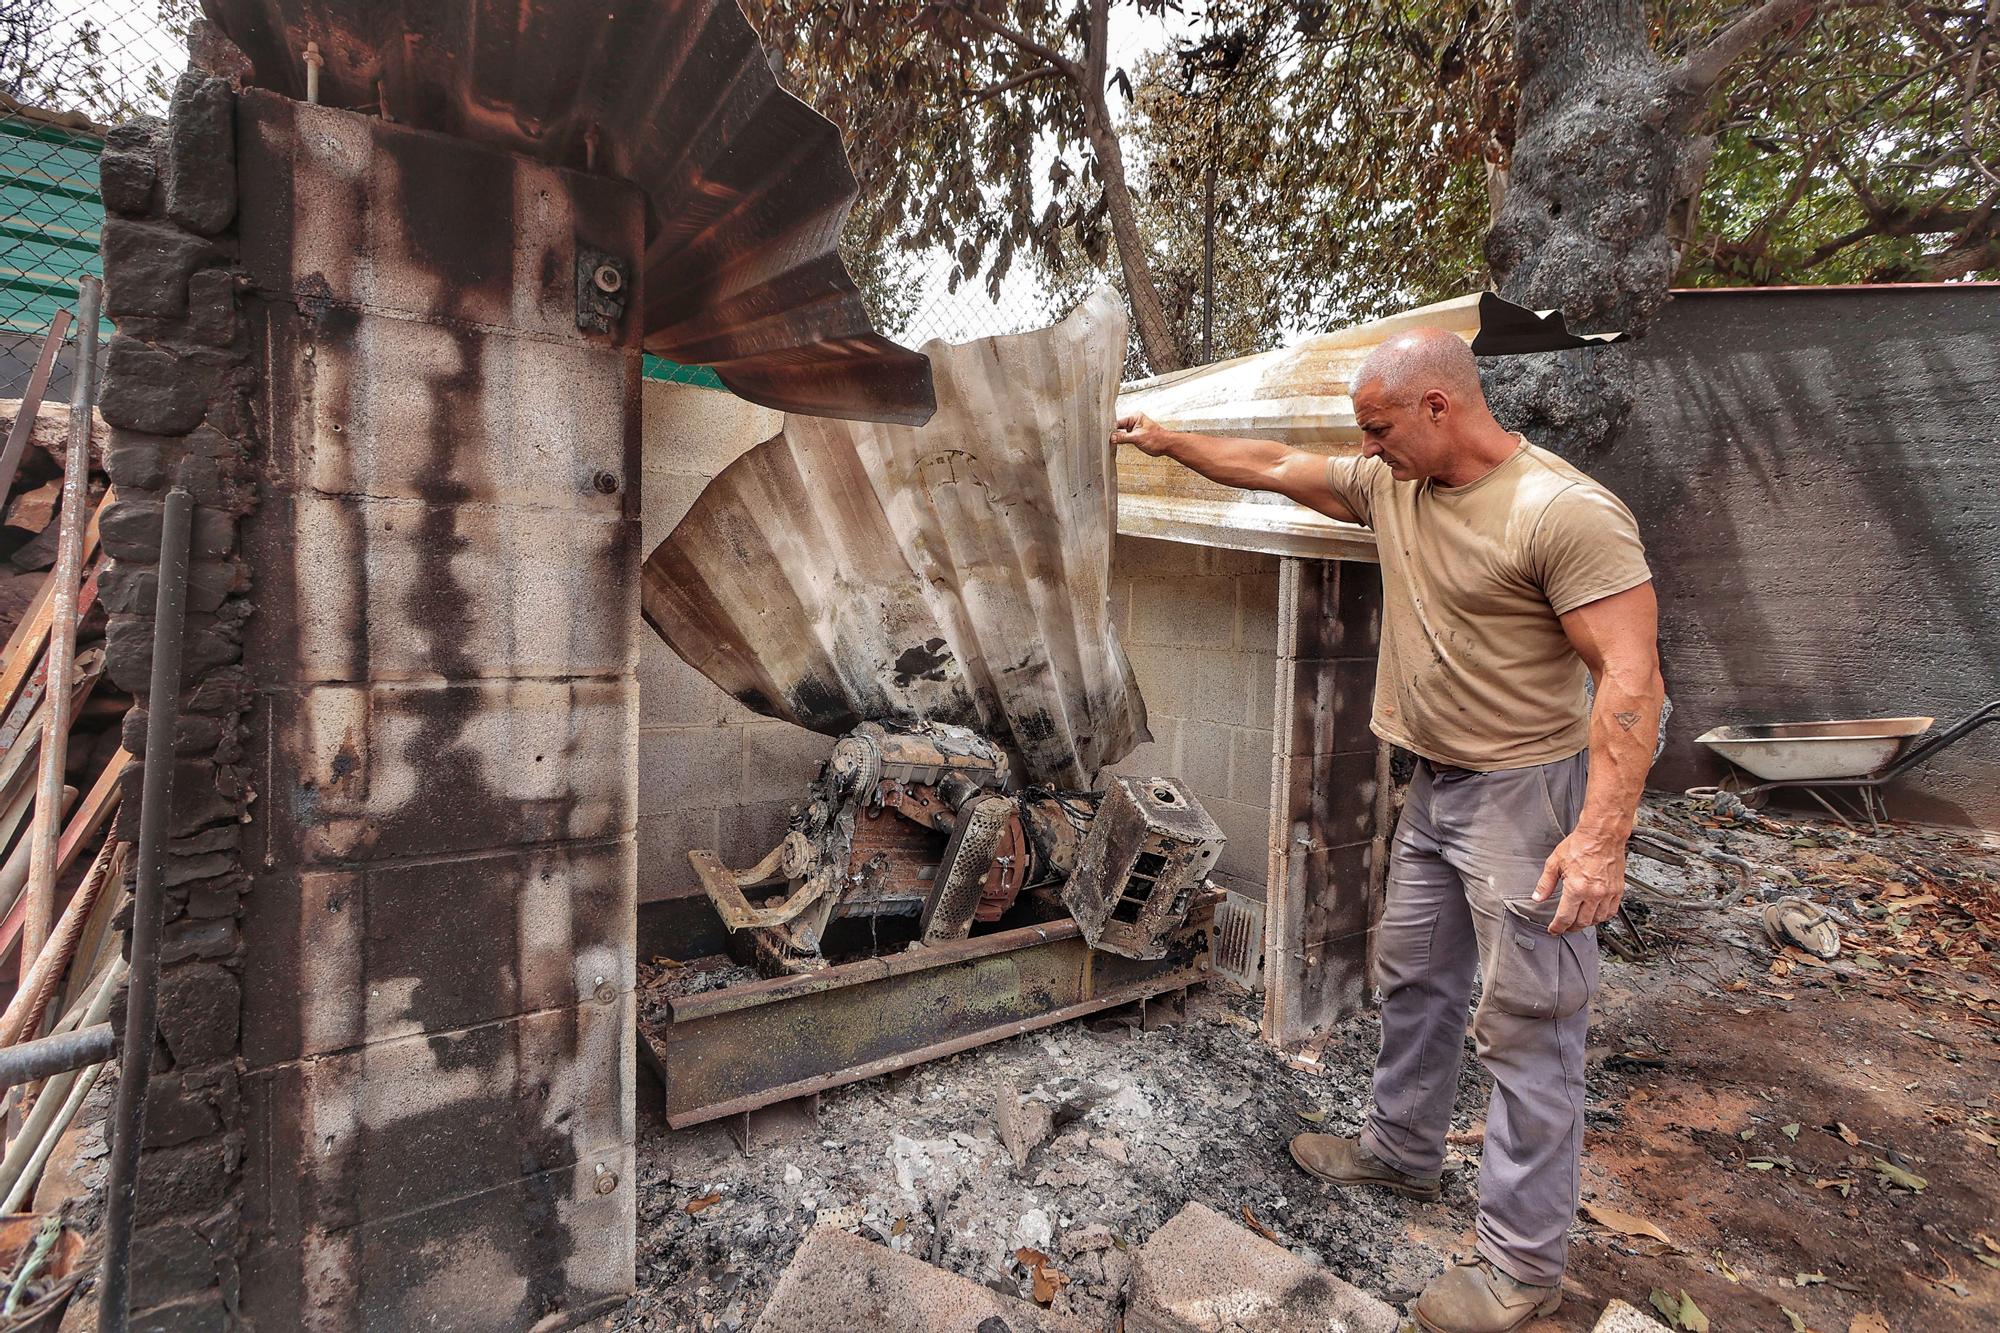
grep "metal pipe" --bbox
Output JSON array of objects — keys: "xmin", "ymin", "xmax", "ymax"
[
  {"xmin": 3, "ymin": 1061, "xmax": 102, "ymax": 1213},
  {"xmin": 0, "ymin": 960, "xmax": 121, "ymax": 1201},
  {"xmin": 0, "ymin": 1023, "xmax": 114, "ymax": 1090},
  {"xmin": 97, "ymin": 479, "xmax": 191, "ymax": 1333},
  {"xmin": 303, "ymin": 40, "xmax": 322, "ymax": 104},
  {"xmin": 22, "ymin": 276, "xmax": 99, "ymax": 970},
  {"xmin": 0, "ymin": 835, "xmax": 121, "ymax": 1047},
  {"xmin": 0, "ymin": 785, "xmax": 74, "ymax": 916}
]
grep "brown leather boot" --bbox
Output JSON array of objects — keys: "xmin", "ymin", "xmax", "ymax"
[
  {"xmin": 1413, "ymin": 1255, "xmax": 1561, "ymax": 1333},
  {"xmin": 1287, "ymin": 1133, "xmax": 1442, "ymax": 1201}
]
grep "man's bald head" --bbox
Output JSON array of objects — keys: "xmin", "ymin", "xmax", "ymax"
[{"xmin": 1352, "ymin": 327, "xmax": 1485, "ymax": 410}]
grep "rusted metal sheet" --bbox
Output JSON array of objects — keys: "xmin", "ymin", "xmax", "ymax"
[
  {"xmin": 201, "ymin": 0, "xmax": 935, "ymax": 425},
  {"xmin": 643, "ymin": 288, "xmax": 1145, "ymax": 789},
  {"xmin": 1115, "ymin": 294, "xmax": 1486, "ymax": 561},
  {"xmin": 641, "ymin": 906, "xmax": 1211, "ymax": 1128}
]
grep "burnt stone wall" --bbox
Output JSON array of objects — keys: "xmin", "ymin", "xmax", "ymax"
[
  {"xmin": 97, "ymin": 70, "xmax": 258, "ymax": 1331},
  {"xmin": 1603, "ymin": 287, "xmax": 2000, "ymax": 826}
]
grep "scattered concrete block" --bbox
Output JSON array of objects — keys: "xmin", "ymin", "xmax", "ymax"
[
  {"xmin": 752, "ymin": 1225, "xmax": 1088, "ymax": 1333},
  {"xmin": 1128, "ymin": 1202, "xmax": 1399, "ymax": 1333},
  {"xmin": 994, "ymin": 1083, "xmax": 1055, "ymax": 1170},
  {"xmin": 1593, "ymin": 1299, "xmax": 1671, "ymax": 1332}
]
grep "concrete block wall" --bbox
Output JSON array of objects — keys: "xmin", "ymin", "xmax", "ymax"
[
  {"xmin": 637, "ymin": 382, "xmax": 834, "ymax": 902},
  {"xmin": 1107, "ymin": 534, "xmax": 1281, "ymax": 894},
  {"xmin": 225, "ymin": 94, "xmax": 637, "ymax": 1329}
]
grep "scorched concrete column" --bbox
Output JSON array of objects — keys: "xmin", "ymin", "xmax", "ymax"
[
  {"xmin": 1263, "ymin": 557, "xmax": 1385, "ymax": 1047},
  {"xmin": 231, "ymin": 94, "xmax": 639, "ymax": 1329}
]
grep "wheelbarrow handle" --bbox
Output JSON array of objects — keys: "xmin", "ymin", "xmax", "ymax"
[{"xmin": 1881, "ymin": 698, "xmax": 2000, "ymax": 780}]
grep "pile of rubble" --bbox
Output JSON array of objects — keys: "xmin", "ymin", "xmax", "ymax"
[{"xmin": 618, "ymin": 792, "xmax": 1999, "ymax": 1333}]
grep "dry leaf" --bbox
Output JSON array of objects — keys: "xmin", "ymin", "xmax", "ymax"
[
  {"xmin": 1781, "ymin": 1308, "xmax": 1807, "ymax": 1332},
  {"xmin": 1240, "ymin": 1206, "xmax": 1278, "ymax": 1242},
  {"xmin": 1872, "ymin": 1158, "xmax": 1927, "ymax": 1191},
  {"xmin": 1796, "ymin": 1271, "xmax": 1826, "ymax": 1286},
  {"xmin": 1015, "ymin": 1248, "xmax": 1068, "ymax": 1304},
  {"xmin": 1850, "ymin": 1316, "xmax": 1890, "ymax": 1333},
  {"xmin": 1811, "ymin": 1176, "xmax": 1855, "ymax": 1197},
  {"xmin": 1782, "ymin": 1122, "xmax": 1801, "ymax": 1141},
  {"xmin": 1014, "ymin": 1247, "xmax": 1050, "ymax": 1267},
  {"xmin": 1649, "ymin": 1288, "xmax": 1710, "ymax": 1332},
  {"xmin": 685, "ymin": 1193, "xmax": 722, "ymax": 1214},
  {"xmin": 1837, "ymin": 1122, "xmax": 1861, "ymax": 1146},
  {"xmin": 891, "ymin": 1217, "xmax": 907, "ymax": 1236},
  {"xmin": 1582, "ymin": 1202, "xmax": 1672, "ymax": 1246},
  {"xmin": 1978, "ymin": 1233, "xmax": 2000, "ymax": 1255}
]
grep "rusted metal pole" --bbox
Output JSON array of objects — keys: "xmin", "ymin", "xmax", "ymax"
[
  {"xmin": 0, "ymin": 308, "xmax": 72, "ymax": 504},
  {"xmin": 98, "ymin": 477, "xmax": 191, "ymax": 1333},
  {"xmin": 0, "ymin": 1022, "xmax": 114, "ymax": 1091},
  {"xmin": 21, "ymin": 277, "xmax": 99, "ymax": 971}
]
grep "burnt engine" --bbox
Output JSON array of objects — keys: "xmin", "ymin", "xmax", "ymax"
[{"xmin": 689, "ymin": 720, "xmax": 1224, "ymax": 971}]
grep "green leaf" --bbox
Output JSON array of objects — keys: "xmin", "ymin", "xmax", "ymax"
[
  {"xmin": 1873, "ymin": 1158, "xmax": 1927, "ymax": 1191},
  {"xmin": 1782, "ymin": 1122, "xmax": 1800, "ymax": 1141}
]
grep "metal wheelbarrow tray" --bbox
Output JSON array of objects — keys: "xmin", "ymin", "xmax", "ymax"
[{"xmin": 1696, "ymin": 701, "xmax": 2000, "ymax": 824}]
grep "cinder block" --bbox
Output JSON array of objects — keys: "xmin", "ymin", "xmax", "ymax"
[
  {"xmin": 716, "ymin": 799, "xmax": 798, "ymax": 870},
  {"xmin": 1246, "ymin": 654, "xmax": 1279, "ymax": 732},
  {"xmin": 1204, "ymin": 796, "xmax": 1273, "ymax": 885},
  {"xmin": 1126, "ymin": 641, "xmax": 1192, "ymax": 719},
  {"xmin": 1128, "ymin": 1202, "xmax": 1398, "ymax": 1333},
  {"xmin": 1129, "ymin": 575, "xmax": 1237, "ymax": 648},
  {"xmin": 1177, "ymin": 721, "xmax": 1237, "ymax": 804},
  {"xmin": 641, "ymin": 379, "xmax": 781, "ymax": 479},
  {"xmin": 1231, "ymin": 726, "xmax": 1276, "ymax": 809},
  {"xmin": 271, "ymin": 677, "xmax": 637, "ymax": 865},
  {"xmin": 740, "ymin": 721, "xmax": 834, "ymax": 803},
  {"xmin": 1187, "ymin": 649, "xmax": 1255, "ymax": 727},
  {"xmin": 1205, "ymin": 546, "xmax": 1279, "ymax": 577},
  {"xmin": 640, "ymin": 468, "xmax": 711, "ymax": 547},
  {"xmin": 638, "ymin": 723, "xmax": 741, "ymax": 813},
  {"xmin": 1236, "ymin": 571, "xmax": 1280, "ymax": 653},
  {"xmin": 239, "ymin": 1146, "xmax": 633, "ymax": 1333},
  {"xmin": 242, "ymin": 998, "xmax": 632, "ymax": 1228},
  {"xmin": 241, "ymin": 837, "xmax": 635, "ymax": 1065},
  {"xmin": 639, "ymin": 805, "xmax": 718, "ymax": 901},
  {"xmin": 1114, "ymin": 533, "xmax": 1205, "ymax": 579},
  {"xmin": 753, "ymin": 1225, "xmax": 1088, "ymax": 1333},
  {"xmin": 249, "ymin": 491, "xmax": 638, "ymax": 684},
  {"xmin": 1593, "ymin": 1300, "xmax": 1671, "ymax": 1332},
  {"xmin": 638, "ymin": 643, "xmax": 747, "ymax": 729}
]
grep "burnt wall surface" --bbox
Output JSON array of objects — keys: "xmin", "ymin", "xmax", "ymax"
[
  {"xmin": 231, "ymin": 94, "xmax": 637, "ymax": 1329},
  {"xmin": 97, "ymin": 70, "xmax": 258, "ymax": 1333},
  {"xmin": 1106, "ymin": 535, "xmax": 1281, "ymax": 893},
  {"xmin": 1603, "ymin": 287, "xmax": 1999, "ymax": 827}
]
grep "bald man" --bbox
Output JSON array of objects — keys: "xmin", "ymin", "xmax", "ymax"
[{"xmin": 1113, "ymin": 330, "xmax": 1664, "ymax": 1333}]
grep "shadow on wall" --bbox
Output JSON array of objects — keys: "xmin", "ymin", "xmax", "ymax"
[{"xmin": 1601, "ymin": 286, "xmax": 1999, "ymax": 828}]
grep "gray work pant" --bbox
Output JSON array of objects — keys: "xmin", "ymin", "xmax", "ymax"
[{"xmin": 1360, "ymin": 751, "xmax": 1598, "ymax": 1286}]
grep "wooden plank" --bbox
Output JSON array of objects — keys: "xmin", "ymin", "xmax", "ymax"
[
  {"xmin": 0, "ymin": 308, "xmax": 73, "ymax": 504},
  {"xmin": 0, "ymin": 749, "xmax": 128, "ymax": 970},
  {"xmin": 0, "ymin": 495, "xmax": 108, "ymax": 721}
]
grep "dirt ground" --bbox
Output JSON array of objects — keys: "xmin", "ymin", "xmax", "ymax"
[{"xmin": 617, "ymin": 795, "xmax": 2000, "ymax": 1332}]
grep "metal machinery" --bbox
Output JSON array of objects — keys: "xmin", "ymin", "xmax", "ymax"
[{"xmin": 689, "ymin": 720, "xmax": 1224, "ymax": 971}]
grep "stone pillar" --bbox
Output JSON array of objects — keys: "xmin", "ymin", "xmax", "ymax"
[
  {"xmin": 1262, "ymin": 557, "xmax": 1385, "ymax": 1047},
  {"xmin": 96, "ymin": 67, "xmax": 258, "ymax": 1332},
  {"xmin": 225, "ymin": 91, "xmax": 634, "ymax": 1330}
]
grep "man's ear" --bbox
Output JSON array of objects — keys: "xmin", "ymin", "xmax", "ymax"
[{"xmin": 1425, "ymin": 388, "xmax": 1449, "ymax": 421}]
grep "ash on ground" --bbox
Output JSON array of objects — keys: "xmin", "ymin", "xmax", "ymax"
[{"xmin": 617, "ymin": 794, "xmax": 2000, "ymax": 1333}]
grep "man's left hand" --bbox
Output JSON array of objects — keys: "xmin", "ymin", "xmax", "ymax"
[{"xmin": 1532, "ymin": 827, "xmax": 1629, "ymax": 934}]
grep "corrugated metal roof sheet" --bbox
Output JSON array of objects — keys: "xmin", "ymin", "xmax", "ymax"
[
  {"xmin": 200, "ymin": 0, "xmax": 935, "ymax": 425},
  {"xmin": 1114, "ymin": 293, "xmax": 1488, "ymax": 561},
  {"xmin": 642, "ymin": 289, "xmax": 1146, "ymax": 789}
]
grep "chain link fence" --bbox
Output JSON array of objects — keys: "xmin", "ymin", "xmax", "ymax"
[{"xmin": 1, "ymin": 1, "xmax": 189, "ymax": 400}]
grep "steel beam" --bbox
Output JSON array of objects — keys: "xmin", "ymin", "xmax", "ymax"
[{"xmin": 643, "ymin": 907, "xmax": 1212, "ymax": 1129}]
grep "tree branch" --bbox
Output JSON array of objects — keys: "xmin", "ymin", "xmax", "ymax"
[
  {"xmin": 1670, "ymin": 0, "xmax": 1824, "ymax": 105},
  {"xmin": 947, "ymin": 66, "xmax": 1064, "ymax": 112},
  {"xmin": 950, "ymin": 3, "xmax": 1081, "ymax": 83}
]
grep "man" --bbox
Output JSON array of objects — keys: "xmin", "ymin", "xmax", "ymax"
[{"xmin": 1112, "ymin": 329, "xmax": 1664, "ymax": 1333}]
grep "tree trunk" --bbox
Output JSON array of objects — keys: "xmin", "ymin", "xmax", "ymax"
[
  {"xmin": 1081, "ymin": 0, "xmax": 1182, "ymax": 374},
  {"xmin": 1481, "ymin": 0, "xmax": 1703, "ymax": 456}
]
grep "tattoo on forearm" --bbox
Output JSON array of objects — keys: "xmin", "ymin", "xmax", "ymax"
[{"xmin": 1614, "ymin": 711, "xmax": 1642, "ymax": 732}]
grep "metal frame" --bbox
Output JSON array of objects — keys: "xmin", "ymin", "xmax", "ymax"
[{"xmin": 641, "ymin": 902, "xmax": 1212, "ymax": 1129}]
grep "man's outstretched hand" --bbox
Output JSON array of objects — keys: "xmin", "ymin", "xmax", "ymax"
[
  {"xmin": 1111, "ymin": 412, "xmax": 1173, "ymax": 455},
  {"xmin": 1532, "ymin": 826, "xmax": 1629, "ymax": 934}
]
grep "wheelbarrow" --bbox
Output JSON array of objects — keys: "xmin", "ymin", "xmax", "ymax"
[{"xmin": 1695, "ymin": 700, "xmax": 2000, "ymax": 826}]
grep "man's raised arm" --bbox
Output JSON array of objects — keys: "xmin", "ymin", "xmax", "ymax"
[{"xmin": 1111, "ymin": 412, "xmax": 1362, "ymax": 526}]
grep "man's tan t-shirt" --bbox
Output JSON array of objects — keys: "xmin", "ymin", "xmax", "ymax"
[{"xmin": 1326, "ymin": 439, "xmax": 1651, "ymax": 771}]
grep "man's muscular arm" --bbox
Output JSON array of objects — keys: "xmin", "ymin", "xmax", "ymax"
[
  {"xmin": 1534, "ymin": 581, "xmax": 1665, "ymax": 934},
  {"xmin": 1111, "ymin": 412, "xmax": 1362, "ymax": 526}
]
